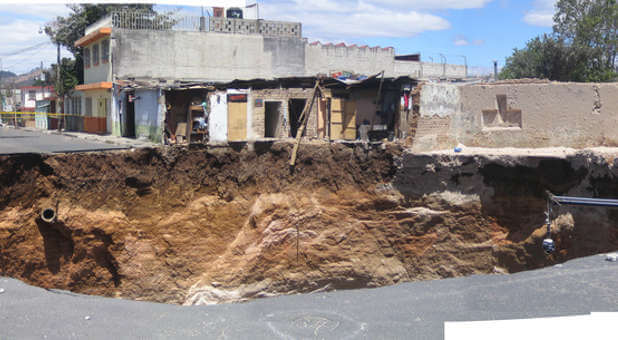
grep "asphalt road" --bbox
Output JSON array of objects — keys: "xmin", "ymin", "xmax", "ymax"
[
  {"xmin": 0, "ymin": 127, "xmax": 128, "ymax": 155},
  {"xmin": 0, "ymin": 254, "xmax": 616, "ymax": 339}
]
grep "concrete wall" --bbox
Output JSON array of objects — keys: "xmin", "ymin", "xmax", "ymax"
[
  {"xmin": 414, "ymin": 82, "xmax": 618, "ymax": 151},
  {"xmin": 84, "ymin": 37, "xmax": 112, "ymax": 84},
  {"xmin": 209, "ymin": 91, "xmax": 228, "ymax": 143},
  {"xmin": 420, "ymin": 83, "xmax": 460, "ymax": 118},
  {"xmin": 113, "ymin": 29, "xmax": 467, "ymax": 83},
  {"xmin": 114, "ymin": 30, "xmax": 281, "ymax": 82},
  {"xmin": 305, "ymin": 44, "xmax": 395, "ymax": 76}
]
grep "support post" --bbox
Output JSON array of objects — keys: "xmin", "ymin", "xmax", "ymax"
[{"xmin": 289, "ymin": 81, "xmax": 320, "ymax": 167}]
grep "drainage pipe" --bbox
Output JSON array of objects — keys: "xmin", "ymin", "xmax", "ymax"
[{"xmin": 41, "ymin": 207, "xmax": 57, "ymax": 223}]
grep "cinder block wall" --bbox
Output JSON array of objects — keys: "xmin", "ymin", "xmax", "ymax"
[{"xmin": 413, "ymin": 82, "xmax": 618, "ymax": 151}]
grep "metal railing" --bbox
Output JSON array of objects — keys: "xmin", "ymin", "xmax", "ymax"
[
  {"xmin": 112, "ymin": 11, "xmax": 208, "ymax": 32},
  {"xmin": 111, "ymin": 10, "xmax": 302, "ymax": 38}
]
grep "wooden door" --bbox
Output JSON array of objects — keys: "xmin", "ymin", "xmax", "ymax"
[
  {"xmin": 228, "ymin": 101, "xmax": 247, "ymax": 141},
  {"xmin": 343, "ymin": 100, "xmax": 357, "ymax": 140},
  {"xmin": 330, "ymin": 98, "xmax": 356, "ymax": 140},
  {"xmin": 330, "ymin": 98, "xmax": 344, "ymax": 140}
]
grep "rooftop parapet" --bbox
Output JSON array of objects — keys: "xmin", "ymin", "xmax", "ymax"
[
  {"xmin": 110, "ymin": 9, "xmax": 301, "ymax": 38},
  {"xmin": 209, "ymin": 17, "xmax": 301, "ymax": 38}
]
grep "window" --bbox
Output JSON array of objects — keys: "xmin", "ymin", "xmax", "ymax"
[
  {"xmin": 102, "ymin": 39, "xmax": 110, "ymax": 64},
  {"xmin": 28, "ymin": 91, "xmax": 36, "ymax": 100},
  {"xmin": 72, "ymin": 97, "xmax": 82, "ymax": 115},
  {"xmin": 84, "ymin": 47, "xmax": 91, "ymax": 68},
  {"xmin": 92, "ymin": 43, "xmax": 99, "ymax": 66},
  {"xmin": 85, "ymin": 97, "xmax": 93, "ymax": 117}
]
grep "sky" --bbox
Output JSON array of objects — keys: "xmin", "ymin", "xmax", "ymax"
[{"xmin": 0, "ymin": 0, "xmax": 557, "ymax": 76}]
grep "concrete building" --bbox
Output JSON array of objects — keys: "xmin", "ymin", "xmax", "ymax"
[
  {"xmin": 20, "ymin": 86, "xmax": 54, "ymax": 112},
  {"xmin": 71, "ymin": 18, "xmax": 113, "ymax": 135},
  {"xmin": 0, "ymin": 88, "xmax": 21, "ymax": 112},
  {"xmin": 71, "ymin": 7, "xmax": 466, "ymax": 143}
]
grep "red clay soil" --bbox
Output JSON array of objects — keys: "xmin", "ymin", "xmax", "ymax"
[{"xmin": 0, "ymin": 143, "xmax": 616, "ymax": 304}]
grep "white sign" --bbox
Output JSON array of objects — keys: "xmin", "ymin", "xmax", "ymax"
[{"xmin": 445, "ymin": 313, "xmax": 618, "ymax": 340}]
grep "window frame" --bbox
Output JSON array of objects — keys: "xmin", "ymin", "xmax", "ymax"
[
  {"xmin": 92, "ymin": 43, "xmax": 100, "ymax": 66},
  {"xmin": 84, "ymin": 47, "xmax": 91, "ymax": 69},
  {"xmin": 101, "ymin": 39, "xmax": 110, "ymax": 64},
  {"xmin": 85, "ymin": 97, "xmax": 93, "ymax": 117}
]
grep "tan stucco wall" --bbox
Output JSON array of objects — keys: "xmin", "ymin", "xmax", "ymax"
[{"xmin": 414, "ymin": 82, "xmax": 618, "ymax": 151}]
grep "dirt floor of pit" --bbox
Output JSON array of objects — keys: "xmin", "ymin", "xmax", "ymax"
[{"xmin": 1, "ymin": 143, "xmax": 617, "ymax": 305}]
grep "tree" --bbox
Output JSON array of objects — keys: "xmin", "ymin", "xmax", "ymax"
[
  {"xmin": 554, "ymin": 0, "xmax": 617, "ymax": 69},
  {"xmin": 44, "ymin": 4, "xmax": 156, "ymax": 95},
  {"xmin": 47, "ymin": 58, "xmax": 79, "ymax": 98},
  {"xmin": 44, "ymin": 4, "xmax": 177, "ymax": 95},
  {"xmin": 500, "ymin": 34, "xmax": 589, "ymax": 81},
  {"xmin": 501, "ymin": 0, "xmax": 617, "ymax": 82}
]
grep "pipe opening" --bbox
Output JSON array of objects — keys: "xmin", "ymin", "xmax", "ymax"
[{"xmin": 41, "ymin": 208, "xmax": 56, "ymax": 223}]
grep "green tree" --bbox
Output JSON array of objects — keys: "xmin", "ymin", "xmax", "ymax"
[
  {"xmin": 44, "ymin": 4, "xmax": 155, "ymax": 95},
  {"xmin": 501, "ymin": 0, "xmax": 617, "ymax": 82},
  {"xmin": 500, "ymin": 34, "xmax": 589, "ymax": 81},
  {"xmin": 47, "ymin": 58, "xmax": 79, "ymax": 98}
]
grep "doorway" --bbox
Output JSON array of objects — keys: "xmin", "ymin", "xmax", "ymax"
[
  {"xmin": 123, "ymin": 92, "xmax": 136, "ymax": 138},
  {"xmin": 228, "ymin": 93, "xmax": 247, "ymax": 142},
  {"xmin": 288, "ymin": 98, "xmax": 306, "ymax": 138},
  {"xmin": 264, "ymin": 101, "xmax": 281, "ymax": 138}
]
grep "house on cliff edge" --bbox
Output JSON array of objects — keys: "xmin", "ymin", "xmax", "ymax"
[{"xmin": 67, "ymin": 6, "xmax": 465, "ymax": 143}]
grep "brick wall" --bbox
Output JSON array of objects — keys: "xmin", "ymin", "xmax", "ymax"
[{"xmin": 250, "ymin": 88, "xmax": 318, "ymax": 138}]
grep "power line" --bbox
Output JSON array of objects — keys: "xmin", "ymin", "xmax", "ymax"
[{"xmin": 0, "ymin": 41, "xmax": 53, "ymax": 57}]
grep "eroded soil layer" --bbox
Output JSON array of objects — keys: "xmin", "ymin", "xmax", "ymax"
[{"xmin": 1, "ymin": 144, "xmax": 617, "ymax": 305}]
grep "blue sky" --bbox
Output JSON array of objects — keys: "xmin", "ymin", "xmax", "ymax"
[{"xmin": 0, "ymin": 0, "xmax": 557, "ymax": 75}]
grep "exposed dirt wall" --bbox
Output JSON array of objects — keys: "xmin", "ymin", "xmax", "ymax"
[{"xmin": 1, "ymin": 144, "xmax": 617, "ymax": 305}]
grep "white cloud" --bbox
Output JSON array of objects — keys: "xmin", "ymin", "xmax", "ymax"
[
  {"xmin": 0, "ymin": 4, "xmax": 71, "ymax": 21},
  {"xmin": 454, "ymin": 38, "xmax": 469, "ymax": 46},
  {"xmin": 260, "ymin": 0, "xmax": 462, "ymax": 39},
  {"xmin": 523, "ymin": 0, "xmax": 557, "ymax": 27},
  {"xmin": 0, "ymin": 5, "xmax": 72, "ymax": 75},
  {"xmin": 365, "ymin": 0, "xmax": 494, "ymax": 10},
  {"xmin": 453, "ymin": 35, "xmax": 484, "ymax": 46}
]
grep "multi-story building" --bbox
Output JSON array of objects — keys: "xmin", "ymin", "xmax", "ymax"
[
  {"xmin": 69, "ymin": 5, "xmax": 467, "ymax": 143},
  {"xmin": 20, "ymin": 86, "xmax": 54, "ymax": 112}
]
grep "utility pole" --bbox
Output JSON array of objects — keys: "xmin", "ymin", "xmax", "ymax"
[
  {"xmin": 457, "ymin": 55, "xmax": 468, "ymax": 78},
  {"xmin": 439, "ymin": 53, "xmax": 447, "ymax": 78},
  {"xmin": 0, "ymin": 58, "xmax": 3, "ymax": 113},
  {"xmin": 56, "ymin": 42, "xmax": 63, "ymax": 131}
]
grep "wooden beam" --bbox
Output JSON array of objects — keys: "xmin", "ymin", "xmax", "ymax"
[{"xmin": 289, "ymin": 81, "xmax": 321, "ymax": 167}]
